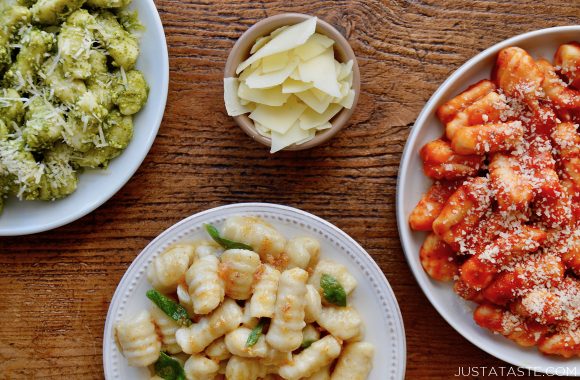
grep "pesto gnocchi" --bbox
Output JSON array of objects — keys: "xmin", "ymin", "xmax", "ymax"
[
  {"xmin": 0, "ymin": 0, "xmax": 148, "ymax": 216},
  {"xmin": 115, "ymin": 215, "xmax": 375, "ymax": 379}
]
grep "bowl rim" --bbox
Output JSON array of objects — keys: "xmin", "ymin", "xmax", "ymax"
[
  {"xmin": 0, "ymin": 0, "xmax": 169, "ymax": 236},
  {"xmin": 103, "ymin": 202, "xmax": 407, "ymax": 380},
  {"xmin": 224, "ymin": 12, "xmax": 361, "ymax": 151},
  {"xmin": 396, "ymin": 25, "xmax": 580, "ymax": 375}
]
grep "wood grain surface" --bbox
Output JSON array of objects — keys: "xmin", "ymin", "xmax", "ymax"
[{"xmin": 1, "ymin": 0, "xmax": 578, "ymax": 379}]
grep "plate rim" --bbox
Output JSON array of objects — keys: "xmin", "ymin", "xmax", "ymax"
[
  {"xmin": 103, "ymin": 202, "xmax": 407, "ymax": 379},
  {"xmin": 0, "ymin": 0, "xmax": 169, "ymax": 236},
  {"xmin": 396, "ymin": 25, "xmax": 580, "ymax": 375}
]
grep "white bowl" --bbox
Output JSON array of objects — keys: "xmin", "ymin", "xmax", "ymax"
[
  {"xmin": 103, "ymin": 203, "xmax": 406, "ymax": 380},
  {"xmin": 397, "ymin": 26, "xmax": 580, "ymax": 376},
  {"xmin": 0, "ymin": 0, "xmax": 169, "ymax": 236}
]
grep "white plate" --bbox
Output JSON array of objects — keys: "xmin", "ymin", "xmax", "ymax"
[
  {"xmin": 0, "ymin": 0, "xmax": 169, "ymax": 236},
  {"xmin": 103, "ymin": 203, "xmax": 406, "ymax": 380},
  {"xmin": 397, "ymin": 26, "xmax": 580, "ymax": 376}
]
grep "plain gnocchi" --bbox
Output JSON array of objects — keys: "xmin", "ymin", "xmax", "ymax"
[{"xmin": 115, "ymin": 215, "xmax": 375, "ymax": 378}]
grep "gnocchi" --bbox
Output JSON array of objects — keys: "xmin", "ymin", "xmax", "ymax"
[
  {"xmin": 0, "ymin": 0, "xmax": 148, "ymax": 218},
  {"xmin": 411, "ymin": 43, "xmax": 580, "ymax": 358},
  {"xmin": 116, "ymin": 216, "xmax": 374, "ymax": 377}
]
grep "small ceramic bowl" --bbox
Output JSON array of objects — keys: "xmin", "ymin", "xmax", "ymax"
[{"xmin": 224, "ymin": 13, "xmax": 360, "ymax": 151}]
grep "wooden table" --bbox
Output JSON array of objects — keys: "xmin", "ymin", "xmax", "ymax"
[{"xmin": 1, "ymin": 1, "xmax": 578, "ymax": 378}]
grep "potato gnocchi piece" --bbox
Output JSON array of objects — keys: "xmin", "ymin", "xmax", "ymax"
[
  {"xmin": 489, "ymin": 153, "xmax": 533, "ymax": 211},
  {"xmin": 222, "ymin": 216, "xmax": 287, "ymax": 267},
  {"xmin": 205, "ymin": 337, "xmax": 232, "ymax": 362},
  {"xmin": 444, "ymin": 91, "xmax": 508, "ymax": 140},
  {"xmin": 22, "ymin": 97, "xmax": 65, "ymax": 150},
  {"xmin": 308, "ymin": 260, "xmax": 357, "ymax": 298},
  {"xmin": 432, "ymin": 177, "xmax": 492, "ymax": 250},
  {"xmin": 306, "ymin": 366, "xmax": 331, "ymax": 380},
  {"xmin": 420, "ymin": 139, "xmax": 483, "ymax": 180},
  {"xmin": 183, "ymin": 354, "xmax": 220, "ymax": 380},
  {"xmin": 317, "ymin": 306, "xmax": 362, "ymax": 341},
  {"xmin": 304, "ymin": 284, "xmax": 322, "ymax": 323},
  {"xmin": 42, "ymin": 58, "xmax": 87, "ymax": 104},
  {"xmin": 220, "ymin": 249, "xmax": 261, "ymax": 300},
  {"xmin": 436, "ymin": 80, "xmax": 496, "ymax": 124},
  {"xmin": 554, "ymin": 42, "xmax": 580, "ymax": 89},
  {"xmin": 409, "ymin": 180, "xmax": 460, "ymax": 231},
  {"xmin": 451, "ymin": 121, "xmax": 525, "ymax": 155},
  {"xmin": 37, "ymin": 143, "xmax": 78, "ymax": 201},
  {"xmin": 460, "ymin": 226, "xmax": 547, "ymax": 291},
  {"xmin": 225, "ymin": 356, "xmax": 265, "ymax": 380},
  {"xmin": 537, "ymin": 59, "xmax": 580, "ymax": 109},
  {"xmin": 116, "ymin": 69, "xmax": 149, "ymax": 115},
  {"xmin": 4, "ymin": 28, "xmax": 55, "ymax": 88},
  {"xmin": 482, "ymin": 252, "xmax": 564, "ymax": 305},
  {"xmin": 58, "ymin": 10, "xmax": 96, "ymax": 79},
  {"xmin": 149, "ymin": 304, "xmax": 181, "ymax": 354},
  {"xmin": 249, "ymin": 264, "xmax": 280, "ymax": 318},
  {"xmin": 95, "ymin": 11, "xmax": 139, "ymax": 70},
  {"xmin": 285, "ymin": 236, "xmax": 320, "ymax": 269},
  {"xmin": 474, "ymin": 304, "xmax": 550, "ymax": 348},
  {"xmin": 147, "ymin": 244, "xmax": 195, "ymax": 293},
  {"xmin": 176, "ymin": 298, "xmax": 243, "ymax": 354},
  {"xmin": 266, "ymin": 268, "xmax": 308, "ymax": 352},
  {"xmin": 31, "ymin": 0, "xmax": 85, "ymax": 24},
  {"xmin": 186, "ymin": 253, "xmax": 225, "ymax": 315},
  {"xmin": 225, "ymin": 326, "xmax": 269, "ymax": 358},
  {"xmin": 278, "ymin": 335, "xmax": 342, "ymax": 380},
  {"xmin": 330, "ymin": 342, "xmax": 375, "ymax": 380},
  {"xmin": 115, "ymin": 310, "xmax": 161, "ymax": 367},
  {"xmin": 0, "ymin": 5, "xmax": 31, "ymax": 71},
  {"xmin": 419, "ymin": 233, "xmax": 458, "ymax": 282},
  {"xmin": 538, "ymin": 327, "xmax": 580, "ymax": 358}
]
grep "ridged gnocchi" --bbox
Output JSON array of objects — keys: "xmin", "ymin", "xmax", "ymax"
[
  {"xmin": 117, "ymin": 216, "xmax": 374, "ymax": 376},
  {"xmin": 412, "ymin": 42, "xmax": 580, "ymax": 358},
  {"xmin": 0, "ymin": 0, "xmax": 149, "ymax": 218}
]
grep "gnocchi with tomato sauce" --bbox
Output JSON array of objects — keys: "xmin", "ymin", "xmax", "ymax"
[
  {"xmin": 410, "ymin": 43, "xmax": 580, "ymax": 358},
  {"xmin": 0, "ymin": 0, "xmax": 148, "ymax": 217},
  {"xmin": 115, "ymin": 215, "xmax": 375, "ymax": 378}
]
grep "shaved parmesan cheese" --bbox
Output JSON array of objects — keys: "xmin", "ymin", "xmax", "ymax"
[
  {"xmin": 299, "ymin": 103, "xmax": 342, "ymax": 130},
  {"xmin": 310, "ymin": 88, "xmax": 329, "ymax": 102},
  {"xmin": 250, "ymin": 35, "xmax": 271, "ymax": 54},
  {"xmin": 254, "ymin": 121, "xmax": 272, "ymax": 137},
  {"xmin": 316, "ymin": 122, "xmax": 333, "ymax": 130},
  {"xmin": 295, "ymin": 90, "xmax": 331, "ymax": 114},
  {"xmin": 294, "ymin": 33, "xmax": 335, "ymax": 61},
  {"xmin": 261, "ymin": 51, "xmax": 290, "ymax": 73},
  {"xmin": 282, "ymin": 78, "xmax": 313, "ymax": 93},
  {"xmin": 238, "ymin": 82, "xmax": 290, "ymax": 107},
  {"xmin": 249, "ymin": 96, "xmax": 306, "ymax": 134},
  {"xmin": 245, "ymin": 58, "xmax": 299, "ymax": 89},
  {"xmin": 339, "ymin": 59, "xmax": 354, "ymax": 80},
  {"xmin": 228, "ymin": 16, "xmax": 356, "ymax": 152},
  {"xmin": 339, "ymin": 89, "xmax": 356, "ymax": 109},
  {"xmin": 270, "ymin": 121, "xmax": 311, "ymax": 153},
  {"xmin": 224, "ymin": 78, "xmax": 251, "ymax": 116},
  {"xmin": 298, "ymin": 48, "xmax": 341, "ymax": 97},
  {"xmin": 289, "ymin": 69, "xmax": 302, "ymax": 81},
  {"xmin": 236, "ymin": 17, "xmax": 317, "ymax": 74}
]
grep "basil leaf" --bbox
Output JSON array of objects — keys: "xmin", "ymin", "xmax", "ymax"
[
  {"xmin": 205, "ymin": 224, "xmax": 254, "ymax": 251},
  {"xmin": 246, "ymin": 319, "xmax": 266, "ymax": 347},
  {"xmin": 146, "ymin": 290, "xmax": 192, "ymax": 327},
  {"xmin": 300, "ymin": 339, "xmax": 316, "ymax": 349},
  {"xmin": 155, "ymin": 352, "xmax": 186, "ymax": 380},
  {"xmin": 320, "ymin": 273, "xmax": 347, "ymax": 307}
]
